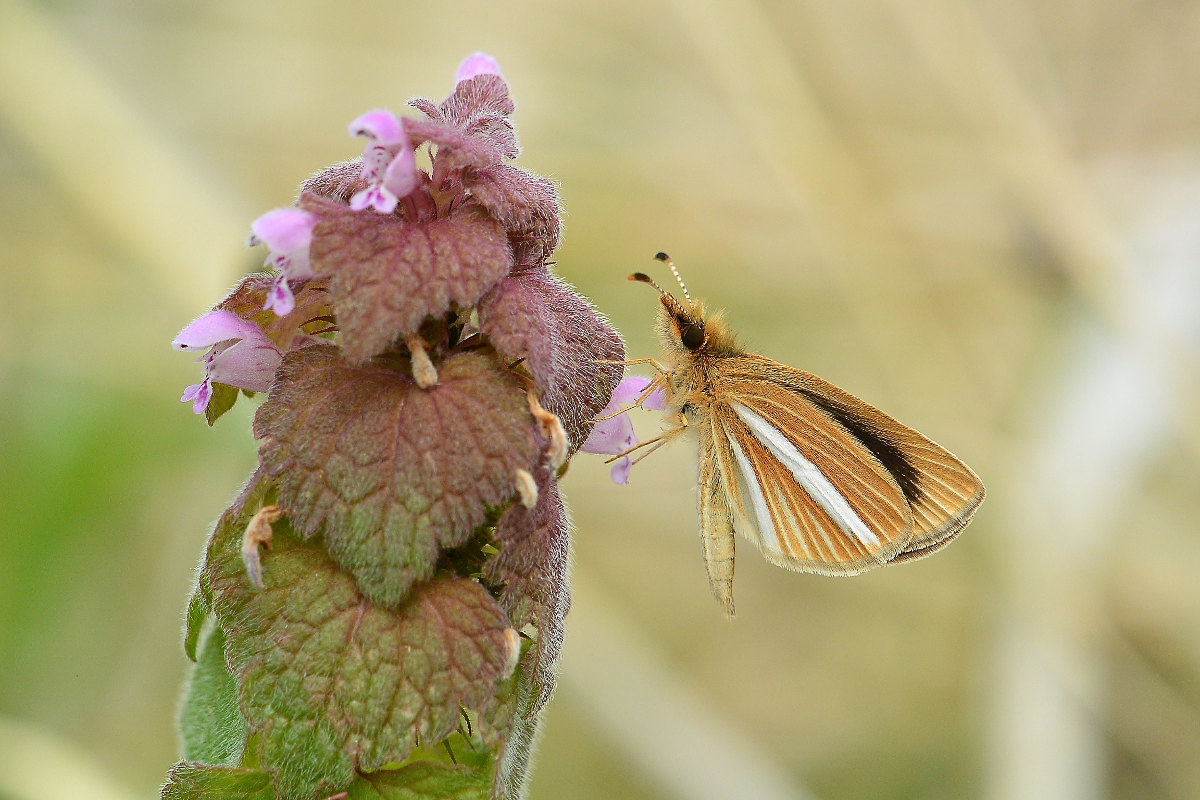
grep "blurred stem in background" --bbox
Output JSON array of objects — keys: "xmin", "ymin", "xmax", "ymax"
[
  {"xmin": 0, "ymin": 717, "xmax": 135, "ymax": 800},
  {"xmin": 0, "ymin": 0, "xmax": 249, "ymax": 312}
]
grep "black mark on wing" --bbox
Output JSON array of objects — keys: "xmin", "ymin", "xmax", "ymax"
[{"xmin": 800, "ymin": 391, "xmax": 923, "ymax": 504}]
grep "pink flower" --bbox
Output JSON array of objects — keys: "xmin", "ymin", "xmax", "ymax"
[
  {"xmin": 249, "ymin": 208, "xmax": 317, "ymax": 316},
  {"xmin": 348, "ymin": 109, "xmax": 419, "ymax": 215},
  {"xmin": 455, "ymin": 52, "xmax": 503, "ymax": 83},
  {"xmin": 173, "ymin": 311, "xmax": 282, "ymax": 414},
  {"xmin": 582, "ymin": 376, "xmax": 667, "ymax": 484}
]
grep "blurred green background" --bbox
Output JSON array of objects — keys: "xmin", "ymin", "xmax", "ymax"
[{"xmin": 3, "ymin": 1, "xmax": 1199, "ymax": 798}]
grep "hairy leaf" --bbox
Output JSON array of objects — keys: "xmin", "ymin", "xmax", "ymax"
[
  {"xmin": 484, "ymin": 467, "xmax": 568, "ymax": 632},
  {"xmin": 410, "ymin": 73, "xmax": 518, "ymax": 160},
  {"xmin": 301, "ymin": 194, "xmax": 512, "ymax": 363},
  {"xmin": 349, "ymin": 762, "xmax": 490, "ymax": 800},
  {"xmin": 214, "ymin": 273, "xmax": 332, "ymax": 353},
  {"xmin": 404, "ymin": 119, "xmax": 504, "ymax": 174},
  {"xmin": 184, "ymin": 584, "xmax": 211, "ymax": 662},
  {"xmin": 161, "ymin": 763, "xmax": 273, "ymax": 800},
  {"xmin": 477, "ymin": 645, "xmax": 552, "ymax": 800},
  {"xmin": 205, "ymin": 515, "xmax": 516, "ymax": 800},
  {"xmin": 180, "ymin": 626, "xmax": 248, "ymax": 766},
  {"xmin": 483, "ymin": 465, "xmax": 570, "ymax": 714},
  {"xmin": 479, "ymin": 267, "xmax": 625, "ymax": 451},
  {"xmin": 254, "ymin": 344, "xmax": 539, "ymax": 607},
  {"xmin": 301, "ymin": 159, "xmax": 368, "ymax": 204},
  {"xmin": 215, "ymin": 274, "xmax": 276, "ymax": 320},
  {"xmin": 187, "ymin": 470, "xmax": 274, "ymax": 660},
  {"xmin": 466, "ymin": 165, "xmax": 560, "ymax": 256}
]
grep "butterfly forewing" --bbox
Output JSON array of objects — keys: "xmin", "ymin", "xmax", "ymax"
[
  {"xmin": 783, "ymin": 369, "xmax": 985, "ymax": 560},
  {"xmin": 709, "ymin": 355, "xmax": 984, "ymax": 570}
]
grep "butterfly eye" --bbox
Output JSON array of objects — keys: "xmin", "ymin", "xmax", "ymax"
[{"xmin": 680, "ymin": 322, "xmax": 705, "ymax": 351}]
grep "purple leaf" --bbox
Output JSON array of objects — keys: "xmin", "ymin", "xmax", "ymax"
[
  {"xmin": 300, "ymin": 193, "xmax": 512, "ymax": 363},
  {"xmin": 300, "ymin": 160, "xmax": 369, "ymax": 204},
  {"xmin": 479, "ymin": 267, "xmax": 624, "ymax": 452},
  {"xmin": 409, "ymin": 71, "xmax": 518, "ymax": 161},
  {"xmin": 466, "ymin": 165, "xmax": 561, "ymax": 254},
  {"xmin": 484, "ymin": 464, "xmax": 569, "ymax": 712}
]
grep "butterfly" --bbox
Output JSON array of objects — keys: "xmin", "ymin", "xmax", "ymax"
[{"xmin": 618, "ymin": 253, "xmax": 985, "ymax": 617}]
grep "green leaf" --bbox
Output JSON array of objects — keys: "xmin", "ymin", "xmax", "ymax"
[
  {"xmin": 161, "ymin": 763, "xmax": 273, "ymax": 800},
  {"xmin": 301, "ymin": 194, "xmax": 512, "ymax": 363},
  {"xmin": 184, "ymin": 581, "xmax": 212, "ymax": 662},
  {"xmin": 188, "ymin": 470, "xmax": 276, "ymax": 661},
  {"xmin": 205, "ymin": 382, "xmax": 241, "ymax": 426},
  {"xmin": 205, "ymin": 517, "xmax": 518, "ymax": 800},
  {"xmin": 478, "ymin": 644, "xmax": 546, "ymax": 800},
  {"xmin": 254, "ymin": 344, "xmax": 539, "ymax": 607},
  {"xmin": 180, "ymin": 625, "xmax": 249, "ymax": 766},
  {"xmin": 348, "ymin": 762, "xmax": 490, "ymax": 800}
]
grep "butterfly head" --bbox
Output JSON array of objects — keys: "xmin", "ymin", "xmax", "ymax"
[{"xmin": 631, "ymin": 252, "xmax": 710, "ymax": 352}]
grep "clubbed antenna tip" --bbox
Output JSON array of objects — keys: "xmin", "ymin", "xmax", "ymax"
[
  {"xmin": 629, "ymin": 272, "xmax": 666, "ymax": 295},
  {"xmin": 652, "ymin": 251, "xmax": 692, "ymax": 304}
]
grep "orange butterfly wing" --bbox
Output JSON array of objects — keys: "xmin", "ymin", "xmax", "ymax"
[{"xmin": 708, "ymin": 355, "xmax": 984, "ymax": 573}]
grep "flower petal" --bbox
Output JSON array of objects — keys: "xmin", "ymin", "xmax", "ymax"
[
  {"xmin": 264, "ymin": 275, "xmax": 296, "ymax": 316},
  {"xmin": 609, "ymin": 456, "xmax": 633, "ymax": 485},
  {"xmin": 348, "ymin": 109, "xmax": 404, "ymax": 146},
  {"xmin": 382, "ymin": 145, "xmax": 418, "ymax": 199},
  {"xmin": 266, "ymin": 248, "xmax": 314, "ymax": 283},
  {"xmin": 455, "ymin": 52, "xmax": 502, "ymax": 83},
  {"xmin": 181, "ymin": 379, "xmax": 212, "ymax": 414},
  {"xmin": 580, "ymin": 411, "xmax": 637, "ymax": 457},
  {"xmin": 610, "ymin": 375, "xmax": 667, "ymax": 410},
  {"xmin": 172, "ymin": 310, "xmax": 263, "ymax": 351},
  {"xmin": 250, "ymin": 208, "xmax": 317, "ymax": 254},
  {"xmin": 207, "ymin": 339, "xmax": 282, "ymax": 393},
  {"xmin": 644, "ymin": 388, "xmax": 668, "ymax": 411},
  {"xmin": 358, "ymin": 142, "xmax": 394, "ymax": 182},
  {"xmin": 349, "ymin": 185, "xmax": 398, "ymax": 214}
]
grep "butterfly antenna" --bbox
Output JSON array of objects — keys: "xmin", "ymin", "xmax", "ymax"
[
  {"xmin": 629, "ymin": 271, "xmax": 668, "ymax": 296},
  {"xmin": 655, "ymin": 251, "xmax": 692, "ymax": 304},
  {"xmin": 630, "ymin": 269, "xmax": 693, "ymax": 322}
]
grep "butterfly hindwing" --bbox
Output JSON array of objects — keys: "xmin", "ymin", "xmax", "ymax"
[{"xmin": 696, "ymin": 418, "xmax": 738, "ymax": 616}]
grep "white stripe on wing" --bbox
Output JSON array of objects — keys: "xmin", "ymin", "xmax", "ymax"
[
  {"xmin": 726, "ymin": 434, "xmax": 784, "ymax": 556},
  {"xmin": 731, "ymin": 402, "xmax": 881, "ymax": 549}
]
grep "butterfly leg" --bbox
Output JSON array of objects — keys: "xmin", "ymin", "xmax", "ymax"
[
  {"xmin": 591, "ymin": 357, "xmax": 671, "ymax": 376},
  {"xmin": 602, "ymin": 415, "xmax": 689, "ymax": 464},
  {"xmin": 592, "ymin": 372, "xmax": 671, "ymax": 422}
]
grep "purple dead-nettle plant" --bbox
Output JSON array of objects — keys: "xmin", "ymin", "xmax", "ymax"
[{"xmin": 164, "ymin": 54, "xmax": 627, "ymax": 800}]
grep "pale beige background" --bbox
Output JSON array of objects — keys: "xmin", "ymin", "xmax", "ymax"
[{"xmin": 2, "ymin": 1, "xmax": 1199, "ymax": 799}]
